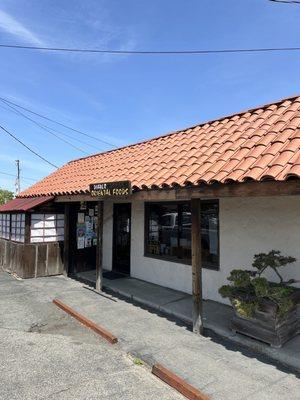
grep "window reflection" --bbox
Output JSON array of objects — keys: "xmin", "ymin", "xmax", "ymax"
[
  {"xmin": 201, "ymin": 202, "xmax": 219, "ymax": 268},
  {"xmin": 145, "ymin": 201, "xmax": 219, "ymax": 269}
]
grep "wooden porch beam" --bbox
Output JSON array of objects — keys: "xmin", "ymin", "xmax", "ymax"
[
  {"xmin": 55, "ymin": 194, "xmax": 95, "ymax": 203},
  {"xmin": 54, "ymin": 180, "xmax": 300, "ymax": 203},
  {"xmin": 188, "ymin": 180, "xmax": 300, "ymax": 199},
  {"xmin": 191, "ymin": 198, "xmax": 203, "ymax": 335},
  {"xmin": 95, "ymin": 201, "xmax": 104, "ymax": 292}
]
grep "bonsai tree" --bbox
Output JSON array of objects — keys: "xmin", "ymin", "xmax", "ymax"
[
  {"xmin": 252, "ymin": 250, "xmax": 298, "ymax": 284},
  {"xmin": 219, "ymin": 250, "xmax": 298, "ymax": 318}
]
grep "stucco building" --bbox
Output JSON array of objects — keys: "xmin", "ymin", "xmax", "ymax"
[{"xmin": 1, "ymin": 95, "xmax": 299, "ymax": 319}]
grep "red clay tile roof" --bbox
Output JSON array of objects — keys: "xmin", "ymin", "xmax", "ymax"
[{"xmin": 20, "ymin": 95, "xmax": 300, "ymax": 197}]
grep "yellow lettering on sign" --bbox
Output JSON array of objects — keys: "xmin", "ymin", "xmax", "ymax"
[
  {"xmin": 112, "ymin": 188, "xmax": 129, "ymax": 196},
  {"xmin": 91, "ymin": 186, "xmax": 130, "ymax": 197}
]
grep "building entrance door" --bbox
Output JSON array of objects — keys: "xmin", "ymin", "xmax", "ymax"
[
  {"xmin": 68, "ymin": 202, "xmax": 97, "ymax": 277},
  {"xmin": 112, "ymin": 203, "xmax": 131, "ymax": 275}
]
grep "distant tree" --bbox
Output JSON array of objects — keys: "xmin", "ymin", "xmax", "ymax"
[{"xmin": 0, "ymin": 188, "xmax": 14, "ymax": 205}]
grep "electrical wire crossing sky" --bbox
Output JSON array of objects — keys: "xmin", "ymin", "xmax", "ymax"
[{"xmin": 0, "ymin": 0, "xmax": 300, "ymax": 192}]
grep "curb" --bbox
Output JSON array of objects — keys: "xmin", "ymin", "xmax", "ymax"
[
  {"xmin": 53, "ymin": 298, "xmax": 118, "ymax": 344},
  {"xmin": 152, "ymin": 363, "xmax": 211, "ymax": 400},
  {"xmin": 103, "ymin": 284, "xmax": 193, "ymax": 325}
]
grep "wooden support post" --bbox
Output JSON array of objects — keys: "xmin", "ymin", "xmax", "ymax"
[
  {"xmin": 191, "ymin": 198, "xmax": 203, "ymax": 334},
  {"xmin": 63, "ymin": 204, "xmax": 70, "ymax": 277},
  {"xmin": 24, "ymin": 213, "xmax": 31, "ymax": 244},
  {"xmin": 95, "ymin": 201, "xmax": 104, "ymax": 292}
]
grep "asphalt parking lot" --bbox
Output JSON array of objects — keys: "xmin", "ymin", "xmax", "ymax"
[
  {"xmin": 1, "ymin": 270, "xmax": 300, "ymax": 400},
  {"xmin": 0, "ymin": 271, "xmax": 183, "ymax": 400}
]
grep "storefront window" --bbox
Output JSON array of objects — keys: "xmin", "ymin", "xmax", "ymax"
[
  {"xmin": 201, "ymin": 201, "xmax": 219, "ymax": 269},
  {"xmin": 145, "ymin": 201, "xmax": 219, "ymax": 269},
  {"xmin": 30, "ymin": 213, "xmax": 64, "ymax": 243}
]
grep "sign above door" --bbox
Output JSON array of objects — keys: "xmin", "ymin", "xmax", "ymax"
[{"xmin": 90, "ymin": 181, "xmax": 132, "ymax": 198}]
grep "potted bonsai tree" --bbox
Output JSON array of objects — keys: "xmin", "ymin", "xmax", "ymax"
[{"xmin": 219, "ymin": 250, "xmax": 300, "ymax": 347}]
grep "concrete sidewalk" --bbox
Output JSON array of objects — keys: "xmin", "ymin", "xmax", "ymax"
[
  {"xmin": 77, "ymin": 269, "xmax": 300, "ymax": 375},
  {"xmin": 28, "ymin": 273, "xmax": 299, "ymax": 400}
]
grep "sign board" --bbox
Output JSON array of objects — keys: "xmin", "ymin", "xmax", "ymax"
[{"xmin": 90, "ymin": 181, "xmax": 132, "ymax": 198}]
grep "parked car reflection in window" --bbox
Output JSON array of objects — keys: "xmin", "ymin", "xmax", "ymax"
[{"xmin": 145, "ymin": 201, "xmax": 219, "ymax": 269}]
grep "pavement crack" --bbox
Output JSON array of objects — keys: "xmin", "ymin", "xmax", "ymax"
[
  {"xmin": 41, "ymin": 378, "xmax": 94, "ymax": 399},
  {"xmin": 28, "ymin": 322, "xmax": 47, "ymax": 333},
  {"xmin": 160, "ymin": 294, "xmax": 191, "ymax": 307},
  {"xmin": 0, "ymin": 325, "xmax": 30, "ymax": 334}
]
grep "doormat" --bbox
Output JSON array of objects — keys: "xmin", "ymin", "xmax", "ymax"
[{"xmin": 103, "ymin": 271, "xmax": 128, "ymax": 280}]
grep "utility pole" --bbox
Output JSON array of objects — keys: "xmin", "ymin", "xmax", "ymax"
[{"xmin": 15, "ymin": 159, "xmax": 20, "ymax": 196}]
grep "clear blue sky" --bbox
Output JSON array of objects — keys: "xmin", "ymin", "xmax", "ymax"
[{"xmin": 0, "ymin": 0, "xmax": 300, "ymax": 193}]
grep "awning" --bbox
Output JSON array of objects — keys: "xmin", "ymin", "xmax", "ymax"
[{"xmin": 0, "ymin": 196, "xmax": 54, "ymax": 212}]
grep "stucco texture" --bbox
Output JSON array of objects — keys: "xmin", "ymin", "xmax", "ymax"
[{"xmin": 102, "ymin": 196, "xmax": 300, "ymax": 304}]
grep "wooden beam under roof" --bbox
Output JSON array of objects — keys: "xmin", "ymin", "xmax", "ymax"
[{"xmin": 54, "ymin": 180, "xmax": 300, "ymax": 203}]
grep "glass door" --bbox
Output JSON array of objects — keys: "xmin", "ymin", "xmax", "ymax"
[{"xmin": 112, "ymin": 203, "xmax": 131, "ymax": 275}]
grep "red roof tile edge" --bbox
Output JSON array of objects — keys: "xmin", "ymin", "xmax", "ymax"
[
  {"xmin": 18, "ymin": 94, "xmax": 300, "ymax": 198},
  {"xmin": 66, "ymin": 93, "xmax": 300, "ymax": 166}
]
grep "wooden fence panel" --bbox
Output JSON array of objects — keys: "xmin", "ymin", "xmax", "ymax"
[{"xmin": 0, "ymin": 238, "xmax": 64, "ymax": 279}]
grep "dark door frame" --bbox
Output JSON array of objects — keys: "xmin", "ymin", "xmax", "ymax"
[{"xmin": 112, "ymin": 203, "xmax": 131, "ymax": 275}]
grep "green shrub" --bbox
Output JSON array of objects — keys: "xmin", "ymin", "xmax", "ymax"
[
  {"xmin": 228, "ymin": 269, "xmax": 251, "ymax": 288},
  {"xmin": 252, "ymin": 277, "xmax": 269, "ymax": 298},
  {"xmin": 232, "ymin": 299, "xmax": 258, "ymax": 318},
  {"xmin": 219, "ymin": 285, "xmax": 235, "ymax": 298}
]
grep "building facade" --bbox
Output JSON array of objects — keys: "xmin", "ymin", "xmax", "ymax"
[
  {"xmin": 101, "ymin": 195, "xmax": 300, "ymax": 304},
  {"xmin": 1, "ymin": 95, "xmax": 300, "ymax": 310}
]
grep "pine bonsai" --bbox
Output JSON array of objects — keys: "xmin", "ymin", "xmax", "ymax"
[{"xmin": 219, "ymin": 250, "xmax": 298, "ymax": 318}]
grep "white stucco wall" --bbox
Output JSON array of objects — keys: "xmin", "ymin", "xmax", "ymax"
[
  {"xmin": 207, "ymin": 196, "xmax": 300, "ymax": 303},
  {"xmin": 102, "ymin": 196, "xmax": 300, "ymax": 304}
]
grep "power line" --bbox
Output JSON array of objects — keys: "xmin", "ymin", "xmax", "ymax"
[
  {"xmin": 269, "ymin": 0, "xmax": 300, "ymax": 4},
  {"xmin": 0, "ymin": 102, "xmax": 88, "ymax": 155},
  {"xmin": 0, "ymin": 124, "xmax": 58, "ymax": 169},
  {"xmin": 1, "ymin": 43, "xmax": 300, "ymax": 55},
  {"xmin": 0, "ymin": 100, "xmax": 90, "ymax": 155},
  {"xmin": 0, "ymin": 100, "xmax": 101, "ymax": 151},
  {"xmin": 42, "ymin": 124, "xmax": 101, "ymax": 151},
  {"xmin": 0, "ymin": 170, "xmax": 36, "ymax": 182},
  {"xmin": 0, "ymin": 96, "xmax": 118, "ymax": 148}
]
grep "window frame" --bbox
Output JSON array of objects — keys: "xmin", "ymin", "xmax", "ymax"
[
  {"xmin": 0, "ymin": 212, "xmax": 26, "ymax": 243},
  {"xmin": 144, "ymin": 200, "xmax": 220, "ymax": 270},
  {"xmin": 10, "ymin": 213, "xmax": 26, "ymax": 243},
  {"xmin": 30, "ymin": 213, "xmax": 65, "ymax": 243},
  {"xmin": 0, "ymin": 213, "xmax": 11, "ymax": 240}
]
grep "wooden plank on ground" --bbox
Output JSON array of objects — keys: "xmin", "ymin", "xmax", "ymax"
[
  {"xmin": 53, "ymin": 298, "xmax": 118, "ymax": 344},
  {"xmin": 152, "ymin": 363, "xmax": 211, "ymax": 400}
]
